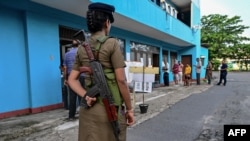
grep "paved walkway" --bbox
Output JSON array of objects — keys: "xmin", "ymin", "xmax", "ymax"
[
  {"xmin": 0, "ymin": 81, "xmax": 214, "ymax": 140},
  {"xmin": 131, "ymin": 82, "xmax": 213, "ymax": 127}
]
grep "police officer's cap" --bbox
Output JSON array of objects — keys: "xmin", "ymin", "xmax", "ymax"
[{"xmin": 88, "ymin": 2, "xmax": 115, "ymax": 23}]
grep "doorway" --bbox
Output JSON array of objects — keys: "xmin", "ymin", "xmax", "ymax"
[
  {"xmin": 153, "ymin": 53, "xmax": 159, "ymax": 82},
  {"xmin": 181, "ymin": 55, "xmax": 192, "ymax": 80},
  {"xmin": 181, "ymin": 55, "xmax": 192, "ymax": 67},
  {"xmin": 59, "ymin": 25, "xmax": 80, "ymax": 64}
]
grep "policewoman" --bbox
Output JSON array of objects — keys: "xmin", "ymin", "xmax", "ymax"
[{"xmin": 68, "ymin": 2, "xmax": 134, "ymax": 141}]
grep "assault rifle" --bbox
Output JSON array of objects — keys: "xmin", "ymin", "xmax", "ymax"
[{"xmin": 73, "ymin": 30, "xmax": 120, "ymax": 141}]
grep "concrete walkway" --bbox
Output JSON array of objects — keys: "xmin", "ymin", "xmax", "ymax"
[{"xmin": 0, "ymin": 81, "xmax": 213, "ymax": 140}]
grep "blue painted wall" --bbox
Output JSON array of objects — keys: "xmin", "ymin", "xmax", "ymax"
[
  {"xmin": 0, "ymin": 7, "xmax": 30, "ymax": 112},
  {"xmin": 91, "ymin": 0, "xmax": 194, "ymax": 44},
  {"xmin": 24, "ymin": 11, "xmax": 85, "ymax": 108},
  {"xmin": 190, "ymin": 1, "xmax": 203, "ymax": 79},
  {"xmin": 25, "ymin": 12, "xmax": 62, "ymax": 107},
  {"xmin": 0, "ymin": 0, "xmax": 205, "ymax": 115},
  {"xmin": 200, "ymin": 47, "xmax": 209, "ymax": 78},
  {"xmin": 0, "ymin": 1, "xmax": 86, "ymax": 113}
]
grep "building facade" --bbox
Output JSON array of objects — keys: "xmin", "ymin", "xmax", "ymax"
[{"xmin": 0, "ymin": 0, "xmax": 208, "ymax": 118}]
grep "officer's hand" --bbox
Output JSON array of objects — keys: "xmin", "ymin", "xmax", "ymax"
[
  {"xmin": 125, "ymin": 110, "xmax": 135, "ymax": 126},
  {"xmin": 85, "ymin": 96, "xmax": 96, "ymax": 107}
]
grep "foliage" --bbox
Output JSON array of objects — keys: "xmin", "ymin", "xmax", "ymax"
[
  {"xmin": 211, "ymin": 59, "xmax": 221, "ymax": 71},
  {"xmin": 227, "ymin": 63, "xmax": 233, "ymax": 71},
  {"xmin": 201, "ymin": 14, "xmax": 250, "ymax": 61}
]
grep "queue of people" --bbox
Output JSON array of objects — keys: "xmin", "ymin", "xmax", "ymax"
[
  {"xmin": 171, "ymin": 60, "xmax": 195, "ymax": 86},
  {"xmin": 63, "ymin": 40, "xmax": 85, "ymax": 121},
  {"xmin": 170, "ymin": 58, "xmax": 228, "ymax": 87}
]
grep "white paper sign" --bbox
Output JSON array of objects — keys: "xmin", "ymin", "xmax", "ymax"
[{"xmin": 134, "ymin": 82, "xmax": 152, "ymax": 93}]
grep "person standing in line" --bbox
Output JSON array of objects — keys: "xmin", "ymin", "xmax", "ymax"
[
  {"xmin": 60, "ymin": 64, "xmax": 68, "ymax": 110},
  {"xmin": 205, "ymin": 61, "xmax": 213, "ymax": 84},
  {"xmin": 194, "ymin": 58, "xmax": 202, "ymax": 85},
  {"xmin": 172, "ymin": 61, "xmax": 179, "ymax": 85},
  {"xmin": 184, "ymin": 63, "xmax": 191, "ymax": 86},
  {"xmin": 68, "ymin": 2, "xmax": 134, "ymax": 141},
  {"xmin": 217, "ymin": 60, "xmax": 228, "ymax": 86},
  {"xmin": 63, "ymin": 39, "xmax": 84, "ymax": 121},
  {"xmin": 178, "ymin": 61, "xmax": 184, "ymax": 85},
  {"xmin": 163, "ymin": 60, "xmax": 169, "ymax": 86}
]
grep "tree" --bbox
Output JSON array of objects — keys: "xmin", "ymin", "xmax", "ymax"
[
  {"xmin": 235, "ymin": 44, "xmax": 250, "ymax": 70},
  {"xmin": 201, "ymin": 14, "xmax": 250, "ymax": 60}
]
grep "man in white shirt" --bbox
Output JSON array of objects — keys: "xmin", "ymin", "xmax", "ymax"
[
  {"xmin": 178, "ymin": 61, "xmax": 184, "ymax": 84},
  {"xmin": 195, "ymin": 58, "xmax": 202, "ymax": 85},
  {"xmin": 162, "ymin": 61, "xmax": 169, "ymax": 86}
]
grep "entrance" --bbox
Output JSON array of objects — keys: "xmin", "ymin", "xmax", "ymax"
[
  {"xmin": 59, "ymin": 26, "xmax": 80, "ymax": 109},
  {"xmin": 59, "ymin": 26, "xmax": 80, "ymax": 64},
  {"xmin": 153, "ymin": 53, "xmax": 159, "ymax": 82},
  {"xmin": 170, "ymin": 52, "xmax": 178, "ymax": 68},
  {"xmin": 181, "ymin": 55, "xmax": 192, "ymax": 68},
  {"xmin": 181, "ymin": 55, "xmax": 192, "ymax": 80}
]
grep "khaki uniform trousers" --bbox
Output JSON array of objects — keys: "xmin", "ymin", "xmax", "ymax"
[{"xmin": 78, "ymin": 103, "xmax": 127, "ymax": 141}]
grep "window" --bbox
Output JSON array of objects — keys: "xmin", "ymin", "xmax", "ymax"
[
  {"xmin": 136, "ymin": 52, "xmax": 141, "ymax": 62},
  {"xmin": 170, "ymin": 52, "xmax": 177, "ymax": 68},
  {"xmin": 151, "ymin": 0, "xmax": 161, "ymax": 7},
  {"xmin": 162, "ymin": 51, "xmax": 168, "ymax": 69},
  {"xmin": 200, "ymin": 56, "xmax": 205, "ymax": 66},
  {"xmin": 172, "ymin": 8, "xmax": 175, "ymax": 17},
  {"xmin": 130, "ymin": 51, "xmax": 135, "ymax": 61},
  {"xmin": 130, "ymin": 41, "xmax": 159, "ymax": 66},
  {"xmin": 167, "ymin": 5, "xmax": 171, "ymax": 15},
  {"xmin": 59, "ymin": 25, "xmax": 80, "ymax": 65},
  {"xmin": 116, "ymin": 38, "xmax": 125, "ymax": 58},
  {"xmin": 156, "ymin": 0, "xmax": 161, "ymax": 6}
]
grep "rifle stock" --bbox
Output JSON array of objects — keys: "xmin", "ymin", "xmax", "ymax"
[{"xmin": 102, "ymin": 99, "xmax": 118, "ymax": 121}]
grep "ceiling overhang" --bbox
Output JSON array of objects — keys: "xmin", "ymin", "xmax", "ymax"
[
  {"xmin": 31, "ymin": 0, "xmax": 194, "ymax": 49},
  {"xmin": 170, "ymin": 0, "xmax": 191, "ymax": 9}
]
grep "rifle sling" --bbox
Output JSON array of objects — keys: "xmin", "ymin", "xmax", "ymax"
[{"xmin": 94, "ymin": 36, "xmax": 110, "ymax": 61}]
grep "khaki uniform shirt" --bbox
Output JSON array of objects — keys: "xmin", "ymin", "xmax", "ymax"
[
  {"xmin": 73, "ymin": 33, "xmax": 125, "ymax": 70},
  {"xmin": 72, "ymin": 33, "xmax": 126, "ymax": 86},
  {"xmin": 206, "ymin": 63, "xmax": 213, "ymax": 78}
]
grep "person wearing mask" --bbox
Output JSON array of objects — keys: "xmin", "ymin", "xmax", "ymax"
[
  {"xmin": 68, "ymin": 2, "xmax": 134, "ymax": 141},
  {"xmin": 63, "ymin": 40, "xmax": 84, "ymax": 121},
  {"xmin": 217, "ymin": 60, "xmax": 228, "ymax": 86}
]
